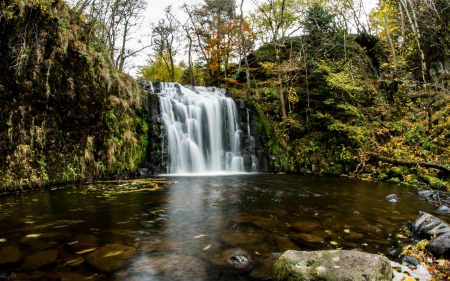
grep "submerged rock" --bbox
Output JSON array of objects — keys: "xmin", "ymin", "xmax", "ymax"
[
  {"xmin": 22, "ymin": 250, "xmax": 58, "ymax": 271},
  {"xmin": 437, "ymin": 205, "xmax": 450, "ymax": 214},
  {"xmin": 211, "ymin": 248, "xmax": 252, "ymax": 271},
  {"xmin": 400, "ymin": 255, "xmax": 420, "ymax": 267},
  {"xmin": 0, "ymin": 245, "xmax": 21, "ymax": 265},
  {"xmin": 273, "ymin": 250, "xmax": 392, "ymax": 281},
  {"xmin": 86, "ymin": 244, "xmax": 136, "ymax": 273},
  {"xmin": 386, "ymin": 194, "xmax": 398, "ymax": 200}
]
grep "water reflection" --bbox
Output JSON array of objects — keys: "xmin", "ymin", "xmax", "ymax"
[{"xmin": 0, "ymin": 175, "xmax": 447, "ymax": 280}]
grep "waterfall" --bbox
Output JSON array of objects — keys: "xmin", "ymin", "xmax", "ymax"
[{"xmin": 156, "ymin": 82, "xmax": 245, "ymax": 174}]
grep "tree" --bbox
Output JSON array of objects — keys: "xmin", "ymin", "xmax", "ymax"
[
  {"xmin": 82, "ymin": 0, "xmax": 148, "ymax": 72},
  {"xmin": 151, "ymin": 6, "xmax": 180, "ymax": 82}
]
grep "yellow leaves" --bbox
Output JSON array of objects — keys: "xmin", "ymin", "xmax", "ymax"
[
  {"xmin": 203, "ymin": 244, "xmax": 211, "ymax": 250},
  {"xmin": 76, "ymin": 248, "xmax": 97, "ymax": 254},
  {"xmin": 103, "ymin": 250, "xmax": 123, "ymax": 257}
]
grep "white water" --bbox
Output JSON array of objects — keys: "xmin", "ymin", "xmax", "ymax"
[{"xmin": 156, "ymin": 83, "xmax": 245, "ymax": 174}]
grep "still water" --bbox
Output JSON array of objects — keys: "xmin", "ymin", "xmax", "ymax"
[{"xmin": 0, "ymin": 174, "xmax": 446, "ymax": 280}]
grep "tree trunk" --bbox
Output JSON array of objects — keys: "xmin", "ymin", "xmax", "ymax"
[
  {"xmin": 239, "ymin": 0, "xmax": 251, "ymax": 90},
  {"xmin": 368, "ymin": 153, "xmax": 450, "ymax": 173}
]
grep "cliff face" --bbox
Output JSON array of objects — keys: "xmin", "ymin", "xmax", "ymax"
[{"xmin": 0, "ymin": 0, "xmax": 147, "ymax": 189}]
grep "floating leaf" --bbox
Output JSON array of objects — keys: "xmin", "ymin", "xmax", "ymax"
[
  {"xmin": 63, "ymin": 257, "xmax": 84, "ymax": 267},
  {"xmin": 0, "ymin": 238, "xmax": 7, "ymax": 242},
  {"xmin": 396, "ymin": 233, "xmax": 407, "ymax": 239},
  {"xmin": 193, "ymin": 234, "xmax": 206, "ymax": 239},
  {"xmin": 325, "ymin": 230, "xmax": 333, "ymax": 235},
  {"xmin": 344, "ymin": 229, "xmax": 350, "ymax": 233},
  {"xmin": 117, "ymin": 221, "xmax": 130, "ymax": 224},
  {"xmin": 330, "ymin": 241, "xmax": 338, "ymax": 246},
  {"xmin": 26, "ymin": 234, "xmax": 42, "ymax": 238},
  {"xmin": 334, "ymin": 266, "xmax": 341, "ymax": 268},
  {"xmin": 151, "ymin": 209, "xmax": 165, "ymax": 214},
  {"xmin": 25, "ymin": 221, "xmax": 35, "ymax": 224},
  {"xmin": 314, "ymin": 213, "xmax": 319, "ymax": 216},
  {"xmin": 103, "ymin": 250, "xmax": 123, "ymax": 257},
  {"xmin": 255, "ymin": 251, "xmax": 260, "ymax": 255},
  {"xmin": 203, "ymin": 244, "xmax": 211, "ymax": 251},
  {"xmin": 76, "ymin": 248, "xmax": 97, "ymax": 254},
  {"xmin": 67, "ymin": 241, "xmax": 79, "ymax": 246}
]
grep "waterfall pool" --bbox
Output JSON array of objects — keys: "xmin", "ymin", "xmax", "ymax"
[{"xmin": 0, "ymin": 174, "xmax": 446, "ymax": 280}]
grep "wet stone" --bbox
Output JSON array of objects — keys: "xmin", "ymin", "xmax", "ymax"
[
  {"xmin": 86, "ymin": 244, "xmax": 136, "ymax": 273},
  {"xmin": 289, "ymin": 221, "xmax": 320, "ymax": 233},
  {"xmin": 140, "ymin": 238, "xmax": 184, "ymax": 252},
  {"xmin": 437, "ymin": 205, "xmax": 450, "ymax": 214},
  {"xmin": 249, "ymin": 253, "xmax": 280, "ymax": 279},
  {"xmin": 343, "ymin": 232, "xmax": 364, "ymax": 242},
  {"xmin": 0, "ymin": 245, "xmax": 21, "ymax": 265},
  {"xmin": 58, "ymin": 272, "xmax": 89, "ymax": 281},
  {"xmin": 22, "ymin": 250, "xmax": 58, "ymax": 271},
  {"xmin": 289, "ymin": 233, "xmax": 325, "ymax": 247},
  {"xmin": 211, "ymin": 248, "xmax": 251, "ymax": 269},
  {"xmin": 401, "ymin": 255, "xmax": 420, "ymax": 267},
  {"xmin": 221, "ymin": 231, "xmax": 265, "ymax": 246},
  {"xmin": 277, "ymin": 238, "xmax": 300, "ymax": 252}
]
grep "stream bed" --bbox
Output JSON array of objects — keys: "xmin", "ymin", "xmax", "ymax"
[{"xmin": 0, "ymin": 174, "xmax": 448, "ymax": 280}]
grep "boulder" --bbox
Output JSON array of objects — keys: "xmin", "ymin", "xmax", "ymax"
[
  {"xmin": 0, "ymin": 245, "xmax": 21, "ymax": 265},
  {"xmin": 273, "ymin": 250, "xmax": 392, "ymax": 281},
  {"xmin": 410, "ymin": 212, "xmax": 450, "ymax": 239},
  {"xmin": 437, "ymin": 205, "xmax": 450, "ymax": 214},
  {"xmin": 22, "ymin": 250, "xmax": 58, "ymax": 271},
  {"xmin": 86, "ymin": 244, "xmax": 136, "ymax": 273},
  {"xmin": 426, "ymin": 232, "xmax": 450, "ymax": 257}
]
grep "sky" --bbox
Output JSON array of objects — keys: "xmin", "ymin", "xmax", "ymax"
[{"xmin": 126, "ymin": 0, "xmax": 380, "ymax": 77}]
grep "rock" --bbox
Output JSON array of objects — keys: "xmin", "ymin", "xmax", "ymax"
[
  {"xmin": 273, "ymin": 250, "xmax": 392, "ymax": 281},
  {"xmin": 86, "ymin": 244, "xmax": 136, "ymax": 273},
  {"xmin": 289, "ymin": 220, "xmax": 321, "ymax": 233},
  {"xmin": 249, "ymin": 253, "xmax": 280, "ymax": 279},
  {"xmin": 387, "ymin": 247, "xmax": 403, "ymax": 258},
  {"xmin": 277, "ymin": 238, "xmax": 300, "ymax": 252},
  {"xmin": 389, "ymin": 199, "xmax": 398, "ymax": 203},
  {"xmin": 437, "ymin": 205, "xmax": 450, "ymax": 214},
  {"xmin": 58, "ymin": 272, "xmax": 90, "ymax": 281},
  {"xmin": 221, "ymin": 231, "xmax": 266, "ymax": 246},
  {"xmin": 0, "ymin": 245, "xmax": 21, "ymax": 265},
  {"xmin": 211, "ymin": 248, "xmax": 252, "ymax": 270},
  {"xmin": 386, "ymin": 194, "xmax": 397, "ymax": 200},
  {"xmin": 22, "ymin": 250, "xmax": 58, "ymax": 271},
  {"xmin": 426, "ymin": 232, "xmax": 450, "ymax": 257},
  {"xmin": 400, "ymin": 255, "xmax": 420, "ymax": 267},
  {"xmin": 410, "ymin": 212, "xmax": 450, "ymax": 239},
  {"xmin": 343, "ymin": 232, "xmax": 364, "ymax": 242},
  {"xmin": 290, "ymin": 233, "xmax": 325, "ymax": 247}
]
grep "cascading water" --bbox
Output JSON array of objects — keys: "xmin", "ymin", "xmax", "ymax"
[{"xmin": 155, "ymin": 82, "xmax": 247, "ymax": 174}]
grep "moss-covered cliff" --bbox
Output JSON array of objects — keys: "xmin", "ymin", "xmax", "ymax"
[{"xmin": 0, "ymin": 0, "xmax": 148, "ymax": 190}]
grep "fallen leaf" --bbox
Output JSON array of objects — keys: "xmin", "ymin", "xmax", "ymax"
[
  {"xmin": 151, "ymin": 209, "xmax": 165, "ymax": 214},
  {"xmin": 330, "ymin": 241, "xmax": 338, "ymax": 246},
  {"xmin": 344, "ymin": 229, "xmax": 350, "ymax": 233},
  {"xmin": 203, "ymin": 244, "xmax": 211, "ymax": 251},
  {"xmin": 26, "ymin": 234, "xmax": 42, "ymax": 238},
  {"xmin": 0, "ymin": 238, "xmax": 7, "ymax": 242},
  {"xmin": 193, "ymin": 234, "xmax": 206, "ymax": 239},
  {"xmin": 255, "ymin": 251, "xmax": 260, "ymax": 255},
  {"xmin": 103, "ymin": 250, "xmax": 123, "ymax": 257},
  {"xmin": 76, "ymin": 248, "xmax": 97, "ymax": 254},
  {"xmin": 67, "ymin": 241, "xmax": 79, "ymax": 246}
]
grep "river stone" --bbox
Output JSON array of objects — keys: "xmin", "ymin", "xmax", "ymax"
[
  {"xmin": 343, "ymin": 232, "xmax": 364, "ymax": 242},
  {"xmin": 86, "ymin": 244, "xmax": 136, "ymax": 273},
  {"xmin": 22, "ymin": 250, "xmax": 58, "ymax": 271},
  {"xmin": 58, "ymin": 272, "xmax": 90, "ymax": 281},
  {"xmin": 426, "ymin": 232, "xmax": 450, "ymax": 257},
  {"xmin": 437, "ymin": 205, "xmax": 450, "ymax": 214},
  {"xmin": 211, "ymin": 248, "xmax": 252, "ymax": 270},
  {"xmin": 410, "ymin": 212, "xmax": 450, "ymax": 238},
  {"xmin": 221, "ymin": 231, "xmax": 265, "ymax": 246},
  {"xmin": 273, "ymin": 250, "xmax": 392, "ymax": 281},
  {"xmin": 277, "ymin": 238, "xmax": 300, "ymax": 252},
  {"xmin": 0, "ymin": 245, "xmax": 21, "ymax": 265},
  {"xmin": 249, "ymin": 253, "xmax": 280, "ymax": 279},
  {"xmin": 290, "ymin": 233, "xmax": 325, "ymax": 247},
  {"xmin": 400, "ymin": 255, "xmax": 420, "ymax": 267},
  {"xmin": 289, "ymin": 221, "xmax": 320, "ymax": 233},
  {"xmin": 386, "ymin": 194, "xmax": 397, "ymax": 200}
]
